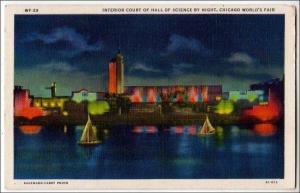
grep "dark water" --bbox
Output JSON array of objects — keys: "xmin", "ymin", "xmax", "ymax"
[{"xmin": 14, "ymin": 123, "xmax": 284, "ymax": 179}]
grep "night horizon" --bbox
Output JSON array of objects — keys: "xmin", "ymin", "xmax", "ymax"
[{"xmin": 15, "ymin": 14, "xmax": 284, "ymax": 97}]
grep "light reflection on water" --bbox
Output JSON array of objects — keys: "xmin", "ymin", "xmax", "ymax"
[
  {"xmin": 15, "ymin": 123, "xmax": 283, "ymax": 179},
  {"xmin": 18, "ymin": 125, "xmax": 42, "ymax": 135}
]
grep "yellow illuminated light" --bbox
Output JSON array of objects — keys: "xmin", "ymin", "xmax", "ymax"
[
  {"xmin": 43, "ymin": 102, "xmax": 48, "ymax": 107},
  {"xmin": 88, "ymin": 101, "xmax": 110, "ymax": 115},
  {"xmin": 103, "ymin": 129, "xmax": 109, "ymax": 135},
  {"xmin": 215, "ymin": 100, "xmax": 234, "ymax": 115},
  {"xmin": 259, "ymin": 102, "xmax": 268, "ymax": 105},
  {"xmin": 50, "ymin": 102, "xmax": 55, "ymax": 107},
  {"xmin": 63, "ymin": 111, "xmax": 69, "ymax": 116},
  {"xmin": 35, "ymin": 102, "xmax": 40, "ymax": 107}
]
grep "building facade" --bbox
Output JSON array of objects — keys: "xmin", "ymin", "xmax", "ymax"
[
  {"xmin": 71, "ymin": 89, "xmax": 106, "ymax": 103},
  {"xmin": 14, "ymin": 86, "xmax": 31, "ymax": 115},
  {"xmin": 108, "ymin": 51, "xmax": 124, "ymax": 94},
  {"xmin": 32, "ymin": 96, "xmax": 70, "ymax": 112},
  {"xmin": 227, "ymin": 90, "xmax": 265, "ymax": 103},
  {"xmin": 124, "ymin": 85, "xmax": 222, "ymax": 104}
]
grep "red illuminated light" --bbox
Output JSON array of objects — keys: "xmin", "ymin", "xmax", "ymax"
[
  {"xmin": 147, "ymin": 126, "xmax": 157, "ymax": 134},
  {"xmin": 188, "ymin": 126, "xmax": 197, "ymax": 135},
  {"xmin": 108, "ymin": 61, "xmax": 117, "ymax": 94},
  {"xmin": 188, "ymin": 87, "xmax": 198, "ymax": 103},
  {"xmin": 241, "ymin": 89, "xmax": 282, "ymax": 122},
  {"xmin": 19, "ymin": 125, "xmax": 42, "ymax": 135},
  {"xmin": 131, "ymin": 88, "xmax": 143, "ymax": 103},
  {"xmin": 14, "ymin": 89, "xmax": 44, "ymax": 119},
  {"xmin": 147, "ymin": 88, "xmax": 157, "ymax": 103},
  {"xmin": 254, "ymin": 123, "xmax": 277, "ymax": 136},
  {"xmin": 201, "ymin": 86, "xmax": 209, "ymax": 103},
  {"xmin": 132, "ymin": 126, "xmax": 143, "ymax": 134},
  {"xmin": 174, "ymin": 126, "xmax": 184, "ymax": 134}
]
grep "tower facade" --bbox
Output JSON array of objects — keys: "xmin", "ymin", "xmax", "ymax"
[{"xmin": 108, "ymin": 51, "xmax": 124, "ymax": 94}]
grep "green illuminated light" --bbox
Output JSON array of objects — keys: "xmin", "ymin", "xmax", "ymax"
[
  {"xmin": 215, "ymin": 100, "xmax": 234, "ymax": 115},
  {"xmin": 87, "ymin": 101, "xmax": 110, "ymax": 115}
]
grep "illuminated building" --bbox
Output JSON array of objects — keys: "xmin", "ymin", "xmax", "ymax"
[
  {"xmin": 32, "ymin": 97, "xmax": 70, "ymax": 113},
  {"xmin": 14, "ymin": 86, "xmax": 44, "ymax": 119},
  {"xmin": 14, "ymin": 86, "xmax": 31, "ymax": 115},
  {"xmin": 241, "ymin": 89, "xmax": 282, "ymax": 122},
  {"xmin": 108, "ymin": 59, "xmax": 117, "ymax": 94},
  {"xmin": 129, "ymin": 103, "xmax": 162, "ymax": 114},
  {"xmin": 71, "ymin": 89, "xmax": 105, "ymax": 103},
  {"xmin": 214, "ymin": 100, "xmax": 234, "ymax": 115},
  {"xmin": 108, "ymin": 51, "xmax": 124, "ymax": 94},
  {"xmin": 87, "ymin": 100, "xmax": 110, "ymax": 115},
  {"xmin": 32, "ymin": 82, "xmax": 70, "ymax": 113},
  {"xmin": 124, "ymin": 85, "xmax": 222, "ymax": 104},
  {"xmin": 228, "ymin": 90, "xmax": 265, "ymax": 103}
]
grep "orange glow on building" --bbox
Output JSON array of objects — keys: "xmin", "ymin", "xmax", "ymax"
[
  {"xmin": 176, "ymin": 94, "xmax": 184, "ymax": 103},
  {"xmin": 19, "ymin": 125, "xmax": 42, "ymax": 135},
  {"xmin": 161, "ymin": 88, "xmax": 169, "ymax": 102},
  {"xmin": 241, "ymin": 89, "xmax": 282, "ymax": 122},
  {"xmin": 125, "ymin": 85, "xmax": 222, "ymax": 103},
  {"xmin": 188, "ymin": 87, "xmax": 198, "ymax": 103},
  {"xmin": 201, "ymin": 86, "xmax": 209, "ymax": 102},
  {"xmin": 147, "ymin": 88, "xmax": 157, "ymax": 103},
  {"xmin": 108, "ymin": 61, "xmax": 117, "ymax": 94},
  {"xmin": 16, "ymin": 107, "xmax": 44, "ymax": 119},
  {"xmin": 131, "ymin": 88, "xmax": 143, "ymax": 103},
  {"xmin": 253, "ymin": 123, "xmax": 277, "ymax": 136}
]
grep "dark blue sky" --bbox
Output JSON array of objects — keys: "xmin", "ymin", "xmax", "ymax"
[{"xmin": 15, "ymin": 14, "xmax": 284, "ymax": 97}]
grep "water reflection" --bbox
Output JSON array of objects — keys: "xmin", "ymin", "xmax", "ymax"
[
  {"xmin": 15, "ymin": 123, "xmax": 284, "ymax": 179},
  {"xmin": 230, "ymin": 125, "xmax": 240, "ymax": 137},
  {"xmin": 19, "ymin": 125, "xmax": 42, "ymax": 135},
  {"xmin": 215, "ymin": 126, "xmax": 225, "ymax": 149},
  {"xmin": 254, "ymin": 123, "xmax": 277, "ymax": 137},
  {"xmin": 132, "ymin": 126, "xmax": 158, "ymax": 134},
  {"xmin": 63, "ymin": 125, "xmax": 68, "ymax": 134},
  {"xmin": 169, "ymin": 125, "xmax": 198, "ymax": 136}
]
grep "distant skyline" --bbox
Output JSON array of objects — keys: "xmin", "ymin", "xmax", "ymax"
[{"xmin": 15, "ymin": 14, "xmax": 284, "ymax": 97}]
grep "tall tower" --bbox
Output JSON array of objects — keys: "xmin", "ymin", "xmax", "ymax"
[
  {"xmin": 108, "ymin": 51, "xmax": 124, "ymax": 94},
  {"xmin": 108, "ymin": 58, "xmax": 117, "ymax": 94},
  {"xmin": 116, "ymin": 50, "xmax": 124, "ymax": 94}
]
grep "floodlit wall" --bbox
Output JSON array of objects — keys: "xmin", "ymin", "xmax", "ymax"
[
  {"xmin": 228, "ymin": 90, "xmax": 265, "ymax": 102},
  {"xmin": 72, "ymin": 90, "xmax": 97, "ymax": 103},
  {"xmin": 125, "ymin": 85, "xmax": 222, "ymax": 103}
]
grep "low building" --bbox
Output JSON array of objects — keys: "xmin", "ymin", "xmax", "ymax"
[
  {"xmin": 129, "ymin": 103, "xmax": 161, "ymax": 114},
  {"xmin": 71, "ymin": 89, "xmax": 106, "ymax": 103},
  {"xmin": 228, "ymin": 90, "xmax": 265, "ymax": 103},
  {"xmin": 32, "ymin": 96, "xmax": 70, "ymax": 114},
  {"xmin": 14, "ymin": 86, "xmax": 31, "ymax": 115},
  {"xmin": 124, "ymin": 85, "xmax": 222, "ymax": 104}
]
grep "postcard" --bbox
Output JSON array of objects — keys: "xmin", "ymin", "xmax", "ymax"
[{"xmin": 1, "ymin": 2, "xmax": 298, "ymax": 192}]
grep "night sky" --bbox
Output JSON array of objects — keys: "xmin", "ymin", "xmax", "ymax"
[{"xmin": 15, "ymin": 14, "xmax": 284, "ymax": 97}]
